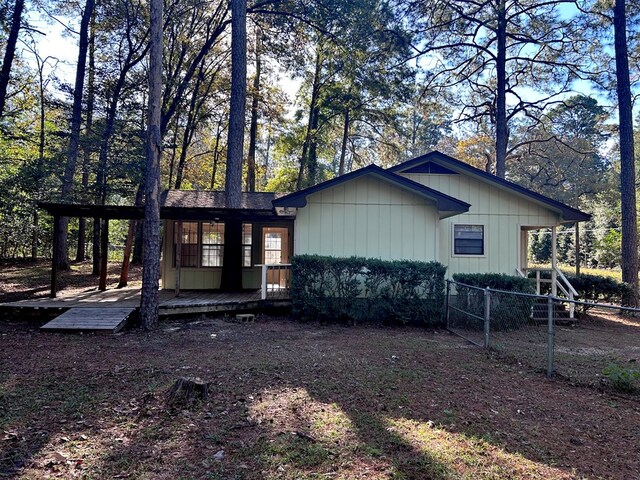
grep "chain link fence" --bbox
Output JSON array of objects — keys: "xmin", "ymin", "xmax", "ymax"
[{"xmin": 446, "ymin": 280, "xmax": 640, "ymax": 392}]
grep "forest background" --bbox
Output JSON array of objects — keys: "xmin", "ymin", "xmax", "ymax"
[{"xmin": 0, "ymin": 0, "xmax": 638, "ymax": 283}]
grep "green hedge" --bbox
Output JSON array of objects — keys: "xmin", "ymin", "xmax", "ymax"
[
  {"xmin": 527, "ymin": 271, "xmax": 634, "ymax": 310},
  {"xmin": 452, "ymin": 273, "xmax": 535, "ymax": 293},
  {"xmin": 290, "ymin": 255, "xmax": 446, "ymax": 326}
]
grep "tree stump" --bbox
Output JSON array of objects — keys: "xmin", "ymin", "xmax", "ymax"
[{"xmin": 166, "ymin": 377, "xmax": 211, "ymax": 405}]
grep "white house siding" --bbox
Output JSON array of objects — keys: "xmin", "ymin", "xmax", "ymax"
[
  {"xmin": 399, "ymin": 172, "xmax": 562, "ymax": 276},
  {"xmin": 294, "ymin": 175, "xmax": 439, "ymax": 261}
]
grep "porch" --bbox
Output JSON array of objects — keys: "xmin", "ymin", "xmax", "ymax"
[
  {"xmin": 0, "ymin": 286, "xmax": 291, "ymax": 321},
  {"xmin": 517, "ymin": 224, "xmax": 580, "ymax": 318}
]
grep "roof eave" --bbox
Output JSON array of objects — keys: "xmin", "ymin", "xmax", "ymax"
[
  {"xmin": 272, "ymin": 165, "xmax": 470, "ymax": 214},
  {"xmin": 390, "ymin": 151, "xmax": 591, "ymax": 223}
]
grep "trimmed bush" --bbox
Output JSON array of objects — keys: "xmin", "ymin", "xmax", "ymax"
[
  {"xmin": 452, "ymin": 273, "xmax": 535, "ymax": 293},
  {"xmin": 527, "ymin": 271, "xmax": 634, "ymax": 310},
  {"xmin": 290, "ymin": 255, "xmax": 446, "ymax": 326}
]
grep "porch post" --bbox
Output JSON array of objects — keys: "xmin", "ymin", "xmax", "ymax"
[
  {"xmin": 520, "ymin": 228, "xmax": 528, "ymax": 271},
  {"xmin": 551, "ymin": 226, "xmax": 557, "ymax": 296},
  {"xmin": 175, "ymin": 221, "xmax": 182, "ymax": 297},
  {"xmin": 99, "ymin": 218, "xmax": 109, "ymax": 291},
  {"xmin": 50, "ymin": 215, "xmax": 60, "ymax": 298},
  {"xmin": 575, "ymin": 223, "xmax": 580, "ymax": 276}
]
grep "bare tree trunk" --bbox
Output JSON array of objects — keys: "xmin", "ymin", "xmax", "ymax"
[
  {"xmin": 174, "ymin": 66, "xmax": 205, "ymax": 189},
  {"xmin": 263, "ymin": 121, "xmax": 272, "ymax": 186},
  {"xmin": 58, "ymin": 0, "xmax": 95, "ymax": 269},
  {"xmin": 32, "ymin": 52, "xmax": 49, "ymax": 260},
  {"xmin": 246, "ymin": 27, "xmax": 261, "ymax": 192},
  {"xmin": 118, "ymin": 187, "xmax": 143, "ymax": 288},
  {"xmin": 307, "ymin": 108, "xmax": 320, "ymax": 183},
  {"xmin": 0, "ymin": 0, "xmax": 24, "ymax": 117},
  {"xmin": 338, "ymin": 109, "xmax": 350, "ymax": 176},
  {"xmin": 220, "ymin": 0, "xmax": 246, "ymax": 291},
  {"xmin": 92, "ymin": 217, "xmax": 101, "ymax": 274},
  {"xmin": 210, "ymin": 120, "xmax": 222, "ymax": 189},
  {"xmin": 614, "ymin": 0, "xmax": 639, "ymax": 306},
  {"xmin": 140, "ymin": 0, "xmax": 163, "ymax": 330},
  {"xmin": 77, "ymin": 13, "xmax": 96, "ymax": 262},
  {"xmin": 167, "ymin": 121, "xmax": 180, "ymax": 188},
  {"xmin": 296, "ymin": 44, "xmax": 322, "ymax": 190},
  {"xmin": 494, "ymin": 0, "xmax": 507, "ymax": 179}
]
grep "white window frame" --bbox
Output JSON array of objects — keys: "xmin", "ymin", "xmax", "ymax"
[
  {"xmin": 201, "ymin": 222, "xmax": 225, "ymax": 268},
  {"xmin": 451, "ymin": 223, "xmax": 486, "ymax": 258}
]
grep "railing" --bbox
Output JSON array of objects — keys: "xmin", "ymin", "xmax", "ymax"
[
  {"xmin": 258, "ymin": 263, "xmax": 292, "ymax": 300},
  {"xmin": 518, "ymin": 267, "xmax": 578, "ymax": 318}
]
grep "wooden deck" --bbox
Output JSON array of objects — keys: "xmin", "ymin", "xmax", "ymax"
[
  {"xmin": 40, "ymin": 307, "xmax": 135, "ymax": 333},
  {"xmin": 0, "ymin": 288, "xmax": 290, "ymax": 323}
]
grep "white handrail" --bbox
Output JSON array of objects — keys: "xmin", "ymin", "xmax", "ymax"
[
  {"xmin": 258, "ymin": 264, "xmax": 292, "ymax": 300},
  {"xmin": 554, "ymin": 266, "xmax": 578, "ymax": 297},
  {"xmin": 521, "ymin": 266, "xmax": 577, "ymax": 319}
]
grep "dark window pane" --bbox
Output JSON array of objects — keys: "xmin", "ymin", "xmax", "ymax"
[
  {"xmin": 174, "ymin": 222, "xmax": 199, "ymax": 267},
  {"xmin": 454, "ymin": 225, "xmax": 484, "ymax": 255}
]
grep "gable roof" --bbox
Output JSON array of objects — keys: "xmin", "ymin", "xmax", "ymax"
[
  {"xmin": 272, "ymin": 164, "xmax": 470, "ymax": 219},
  {"xmin": 388, "ymin": 151, "xmax": 591, "ymax": 222}
]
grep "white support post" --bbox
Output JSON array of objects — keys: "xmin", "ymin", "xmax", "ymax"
[{"xmin": 261, "ymin": 264, "xmax": 268, "ymax": 300}]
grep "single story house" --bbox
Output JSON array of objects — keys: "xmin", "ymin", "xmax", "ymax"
[
  {"xmin": 41, "ymin": 151, "xmax": 590, "ymax": 298},
  {"xmin": 160, "ymin": 151, "xmax": 590, "ymax": 293}
]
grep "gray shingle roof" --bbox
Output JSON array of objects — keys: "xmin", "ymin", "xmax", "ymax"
[{"xmin": 161, "ymin": 190, "xmax": 284, "ymax": 210}]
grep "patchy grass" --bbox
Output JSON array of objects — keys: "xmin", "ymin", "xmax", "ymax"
[{"xmin": 1, "ymin": 317, "xmax": 639, "ymax": 479}]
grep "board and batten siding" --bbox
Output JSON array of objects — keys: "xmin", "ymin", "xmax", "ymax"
[
  {"xmin": 294, "ymin": 175, "xmax": 439, "ymax": 261},
  {"xmin": 399, "ymin": 172, "xmax": 562, "ymax": 277}
]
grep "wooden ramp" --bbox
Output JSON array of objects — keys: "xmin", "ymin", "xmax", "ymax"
[{"xmin": 40, "ymin": 307, "xmax": 135, "ymax": 333}]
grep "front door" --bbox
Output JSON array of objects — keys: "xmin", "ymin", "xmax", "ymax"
[{"xmin": 262, "ymin": 227, "xmax": 290, "ymax": 287}]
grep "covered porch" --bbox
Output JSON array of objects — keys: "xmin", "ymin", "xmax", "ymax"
[
  {"xmin": 518, "ymin": 223, "xmax": 581, "ymax": 317},
  {"xmin": 38, "ymin": 191, "xmax": 296, "ymax": 300}
]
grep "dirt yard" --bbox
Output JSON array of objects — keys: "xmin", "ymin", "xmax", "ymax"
[
  {"xmin": 1, "ymin": 315, "xmax": 639, "ymax": 480},
  {"xmin": 0, "ymin": 260, "xmax": 142, "ymax": 304}
]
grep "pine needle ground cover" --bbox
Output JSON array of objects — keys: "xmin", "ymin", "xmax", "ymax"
[{"xmin": 1, "ymin": 316, "xmax": 639, "ymax": 479}]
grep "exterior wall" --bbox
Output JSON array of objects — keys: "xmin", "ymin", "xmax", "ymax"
[
  {"xmin": 294, "ymin": 175, "xmax": 439, "ymax": 261},
  {"xmin": 399, "ymin": 172, "xmax": 562, "ymax": 277},
  {"xmin": 161, "ymin": 220, "xmax": 289, "ymax": 290}
]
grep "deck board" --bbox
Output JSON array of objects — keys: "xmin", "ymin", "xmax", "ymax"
[
  {"xmin": 1, "ymin": 288, "xmax": 288, "ymax": 322},
  {"xmin": 40, "ymin": 307, "xmax": 135, "ymax": 333}
]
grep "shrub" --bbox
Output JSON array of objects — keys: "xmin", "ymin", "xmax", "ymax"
[
  {"xmin": 452, "ymin": 273, "xmax": 535, "ymax": 293},
  {"xmin": 527, "ymin": 271, "xmax": 634, "ymax": 311},
  {"xmin": 290, "ymin": 255, "xmax": 446, "ymax": 326},
  {"xmin": 603, "ymin": 362, "xmax": 640, "ymax": 393}
]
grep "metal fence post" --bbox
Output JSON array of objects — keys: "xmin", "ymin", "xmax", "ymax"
[
  {"xmin": 445, "ymin": 280, "xmax": 451, "ymax": 328},
  {"xmin": 546, "ymin": 295, "xmax": 554, "ymax": 379},
  {"xmin": 484, "ymin": 287, "xmax": 491, "ymax": 349}
]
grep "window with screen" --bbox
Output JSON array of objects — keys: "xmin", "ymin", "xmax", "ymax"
[
  {"xmin": 174, "ymin": 222, "xmax": 198, "ymax": 267},
  {"xmin": 264, "ymin": 232, "xmax": 282, "ymax": 264},
  {"xmin": 242, "ymin": 223, "xmax": 252, "ymax": 267},
  {"xmin": 453, "ymin": 225, "xmax": 484, "ymax": 255},
  {"xmin": 202, "ymin": 222, "xmax": 224, "ymax": 267}
]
